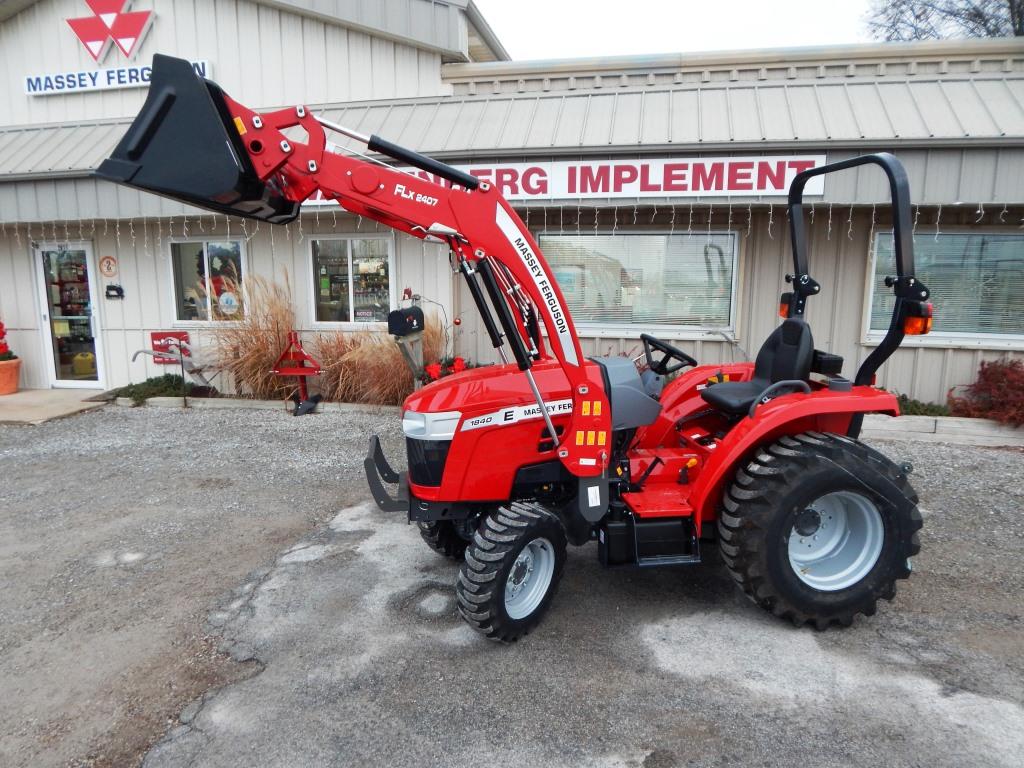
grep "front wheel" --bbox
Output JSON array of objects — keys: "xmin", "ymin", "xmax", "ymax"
[
  {"xmin": 718, "ymin": 432, "xmax": 922, "ymax": 629},
  {"xmin": 456, "ymin": 502, "xmax": 567, "ymax": 642}
]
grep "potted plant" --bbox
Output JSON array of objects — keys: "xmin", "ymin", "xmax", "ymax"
[{"xmin": 0, "ymin": 320, "xmax": 20, "ymax": 395}]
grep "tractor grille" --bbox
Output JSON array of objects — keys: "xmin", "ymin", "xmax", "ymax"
[{"xmin": 406, "ymin": 438, "xmax": 450, "ymax": 487}]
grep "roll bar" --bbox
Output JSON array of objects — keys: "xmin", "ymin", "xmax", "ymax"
[{"xmin": 785, "ymin": 153, "xmax": 933, "ymax": 437}]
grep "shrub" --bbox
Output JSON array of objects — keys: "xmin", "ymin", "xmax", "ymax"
[
  {"xmin": 949, "ymin": 358, "xmax": 1024, "ymax": 426},
  {"xmin": 112, "ymin": 374, "xmax": 194, "ymax": 405},
  {"xmin": 209, "ymin": 273, "xmax": 296, "ymax": 400},
  {"xmin": 896, "ymin": 394, "xmax": 951, "ymax": 417}
]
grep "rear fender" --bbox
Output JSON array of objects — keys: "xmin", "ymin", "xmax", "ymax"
[{"xmin": 689, "ymin": 387, "xmax": 899, "ymax": 530}]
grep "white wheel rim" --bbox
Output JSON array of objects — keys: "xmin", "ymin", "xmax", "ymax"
[
  {"xmin": 787, "ymin": 490, "xmax": 885, "ymax": 592},
  {"xmin": 504, "ymin": 537, "xmax": 555, "ymax": 620}
]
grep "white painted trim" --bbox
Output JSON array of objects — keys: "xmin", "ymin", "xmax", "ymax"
[{"xmin": 32, "ymin": 239, "xmax": 107, "ymax": 389}]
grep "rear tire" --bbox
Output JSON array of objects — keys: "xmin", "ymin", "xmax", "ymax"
[
  {"xmin": 718, "ymin": 431, "xmax": 922, "ymax": 629},
  {"xmin": 417, "ymin": 521, "xmax": 469, "ymax": 560},
  {"xmin": 456, "ymin": 502, "xmax": 567, "ymax": 642}
]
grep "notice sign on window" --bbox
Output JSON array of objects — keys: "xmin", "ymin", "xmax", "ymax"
[{"xmin": 306, "ymin": 155, "xmax": 827, "ymax": 203}]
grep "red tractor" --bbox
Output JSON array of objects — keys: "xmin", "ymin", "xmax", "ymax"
[{"xmin": 100, "ymin": 55, "xmax": 933, "ymax": 641}]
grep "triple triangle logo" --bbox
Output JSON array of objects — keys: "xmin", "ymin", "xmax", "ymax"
[{"xmin": 66, "ymin": 0, "xmax": 154, "ymax": 62}]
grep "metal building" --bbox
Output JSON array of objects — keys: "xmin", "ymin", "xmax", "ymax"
[{"xmin": 1, "ymin": 0, "xmax": 1022, "ymax": 402}]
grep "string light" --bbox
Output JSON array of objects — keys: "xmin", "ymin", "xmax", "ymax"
[
  {"xmin": 706, "ymin": 202, "xmax": 713, "ymax": 242},
  {"xmin": 912, "ymin": 205, "xmax": 920, "ymax": 237},
  {"xmin": 975, "ymin": 202, "xmax": 985, "ymax": 223},
  {"xmin": 999, "ymin": 204, "xmax": 1008, "ymax": 223},
  {"xmin": 593, "ymin": 205, "xmax": 599, "ymax": 234},
  {"xmin": 809, "ymin": 201, "xmax": 815, "ymax": 224},
  {"xmin": 632, "ymin": 204, "xmax": 638, "ymax": 227},
  {"xmin": 63, "ymin": 219, "xmax": 70, "ymax": 242},
  {"xmin": 182, "ymin": 213, "xmax": 189, "ymax": 238},
  {"xmin": 767, "ymin": 203, "xmax": 774, "ymax": 239},
  {"xmin": 142, "ymin": 216, "xmax": 150, "ymax": 257},
  {"xmin": 103, "ymin": 218, "xmax": 108, "ymax": 237},
  {"xmin": 611, "ymin": 205, "xmax": 618, "ymax": 237},
  {"xmin": 846, "ymin": 206, "xmax": 854, "ymax": 240},
  {"xmin": 826, "ymin": 203, "xmax": 833, "ymax": 241},
  {"xmin": 745, "ymin": 204, "xmax": 752, "ymax": 238},
  {"xmin": 669, "ymin": 204, "xmax": 676, "ymax": 237},
  {"xmin": 14, "ymin": 223, "xmax": 20, "ymax": 248},
  {"xmin": 331, "ymin": 205, "xmax": 337, "ymax": 228},
  {"xmin": 650, "ymin": 203, "xmax": 657, "ymax": 225},
  {"xmin": 934, "ymin": 205, "xmax": 942, "ymax": 242},
  {"xmin": 156, "ymin": 217, "xmax": 163, "ymax": 256},
  {"xmin": 726, "ymin": 201, "xmax": 733, "ymax": 234},
  {"xmin": 686, "ymin": 202, "xmax": 693, "ymax": 238},
  {"xmin": 130, "ymin": 218, "xmax": 136, "ymax": 247},
  {"xmin": 576, "ymin": 199, "xmax": 581, "ymax": 236},
  {"xmin": 867, "ymin": 203, "xmax": 877, "ymax": 254}
]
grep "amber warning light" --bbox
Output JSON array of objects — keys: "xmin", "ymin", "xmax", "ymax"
[{"xmin": 903, "ymin": 302, "xmax": 934, "ymax": 336}]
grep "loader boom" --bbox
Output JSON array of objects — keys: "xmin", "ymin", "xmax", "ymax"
[{"xmin": 97, "ymin": 54, "xmax": 611, "ymax": 477}]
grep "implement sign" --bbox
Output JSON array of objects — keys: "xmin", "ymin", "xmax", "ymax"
[
  {"xmin": 312, "ymin": 154, "xmax": 826, "ymax": 201},
  {"xmin": 26, "ymin": 60, "xmax": 209, "ymax": 96}
]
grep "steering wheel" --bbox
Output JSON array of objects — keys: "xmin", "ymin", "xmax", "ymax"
[{"xmin": 641, "ymin": 333, "xmax": 698, "ymax": 375}]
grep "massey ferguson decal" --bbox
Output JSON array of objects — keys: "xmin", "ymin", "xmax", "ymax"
[
  {"xmin": 460, "ymin": 399, "xmax": 573, "ymax": 432},
  {"xmin": 495, "ymin": 206, "xmax": 579, "ymax": 367},
  {"xmin": 25, "ymin": 1, "xmax": 210, "ymax": 96},
  {"xmin": 67, "ymin": 0, "xmax": 154, "ymax": 61}
]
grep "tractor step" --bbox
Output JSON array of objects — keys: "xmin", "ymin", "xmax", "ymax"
[{"xmin": 599, "ymin": 515, "xmax": 700, "ymax": 568}]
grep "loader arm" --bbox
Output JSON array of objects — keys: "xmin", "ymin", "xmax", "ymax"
[{"xmin": 96, "ymin": 54, "xmax": 611, "ymax": 477}]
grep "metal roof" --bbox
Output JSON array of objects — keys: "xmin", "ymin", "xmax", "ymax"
[{"xmin": 2, "ymin": 73, "xmax": 1021, "ymax": 183}]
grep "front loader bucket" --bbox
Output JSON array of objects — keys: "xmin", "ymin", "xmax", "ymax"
[{"xmin": 95, "ymin": 54, "xmax": 299, "ymax": 224}]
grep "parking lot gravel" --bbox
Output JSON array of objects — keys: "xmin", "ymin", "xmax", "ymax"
[{"xmin": 2, "ymin": 405, "xmax": 1023, "ymax": 768}]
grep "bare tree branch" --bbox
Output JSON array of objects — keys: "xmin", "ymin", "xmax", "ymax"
[{"xmin": 867, "ymin": 0, "xmax": 1024, "ymax": 40}]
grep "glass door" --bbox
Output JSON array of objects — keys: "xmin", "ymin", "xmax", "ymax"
[{"xmin": 35, "ymin": 242, "xmax": 104, "ymax": 388}]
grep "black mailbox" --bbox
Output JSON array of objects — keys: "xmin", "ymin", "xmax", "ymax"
[{"xmin": 388, "ymin": 306, "xmax": 424, "ymax": 337}]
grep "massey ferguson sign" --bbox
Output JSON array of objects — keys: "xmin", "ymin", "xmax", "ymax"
[
  {"xmin": 25, "ymin": 1, "xmax": 210, "ymax": 96},
  {"xmin": 308, "ymin": 156, "xmax": 827, "ymax": 202},
  {"xmin": 67, "ymin": 0, "xmax": 153, "ymax": 61}
]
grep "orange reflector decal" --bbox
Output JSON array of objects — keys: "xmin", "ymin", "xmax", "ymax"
[
  {"xmin": 586, "ymin": 431, "xmax": 596, "ymax": 446},
  {"xmin": 581, "ymin": 401, "xmax": 591, "ymax": 416},
  {"xmin": 778, "ymin": 303, "xmax": 789, "ymax": 318},
  {"xmin": 593, "ymin": 401, "xmax": 602, "ymax": 416},
  {"xmin": 598, "ymin": 431, "xmax": 607, "ymax": 446},
  {"xmin": 575, "ymin": 431, "xmax": 585, "ymax": 446},
  {"xmin": 233, "ymin": 116, "xmax": 247, "ymax": 136}
]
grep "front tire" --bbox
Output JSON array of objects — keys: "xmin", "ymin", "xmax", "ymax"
[
  {"xmin": 718, "ymin": 432, "xmax": 922, "ymax": 629},
  {"xmin": 456, "ymin": 502, "xmax": 567, "ymax": 642},
  {"xmin": 417, "ymin": 520, "xmax": 469, "ymax": 560}
]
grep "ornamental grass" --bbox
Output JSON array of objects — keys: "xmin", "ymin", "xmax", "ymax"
[
  {"xmin": 209, "ymin": 273, "xmax": 297, "ymax": 400},
  {"xmin": 315, "ymin": 315, "xmax": 446, "ymax": 406}
]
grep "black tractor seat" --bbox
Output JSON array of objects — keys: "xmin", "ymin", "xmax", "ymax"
[{"xmin": 702, "ymin": 318, "xmax": 814, "ymax": 416}]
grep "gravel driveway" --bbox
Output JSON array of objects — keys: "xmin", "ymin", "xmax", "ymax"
[{"xmin": 2, "ymin": 406, "xmax": 1022, "ymax": 768}]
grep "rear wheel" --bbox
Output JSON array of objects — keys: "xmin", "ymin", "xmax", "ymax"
[
  {"xmin": 417, "ymin": 520, "xmax": 469, "ymax": 560},
  {"xmin": 456, "ymin": 502, "xmax": 567, "ymax": 642},
  {"xmin": 718, "ymin": 431, "xmax": 922, "ymax": 629}
]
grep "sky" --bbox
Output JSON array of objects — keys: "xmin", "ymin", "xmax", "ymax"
[{"xmin": 473, "ymin": 0, "xmax": 877, "ymax": 60}]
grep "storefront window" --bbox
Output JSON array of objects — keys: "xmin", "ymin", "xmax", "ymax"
[
  {"xmin": 537, "ymin": 233, "xmax": 737, "ymax": 328},
  {"xmin": 870, "ymin": 232, "xmax": 1024, "ymax": 338},
  {"xmin": 311, "ymin": 237, "xmax": 391, "ymax": 323},
  {"xmin": 171, "ymin": 240, "xmax": 244, "ymax": 321}
]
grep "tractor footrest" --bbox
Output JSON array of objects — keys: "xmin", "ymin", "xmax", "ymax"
[{"xmin": 599, "ymin": 516, "xmax": 700, "ymax": 568}]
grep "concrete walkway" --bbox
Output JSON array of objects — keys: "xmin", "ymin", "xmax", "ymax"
[{"xmin": 0, "ymin": 388, "xmax": 105, "ymax": 425}]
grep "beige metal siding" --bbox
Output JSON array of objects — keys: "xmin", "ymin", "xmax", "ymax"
[
  {"xmin": 0, "ymin": 0, "xmax": 449, "ymax": 128},
  {"xmin": 0, "ymin": 211, "xmax": 453, "ymax": 389}
]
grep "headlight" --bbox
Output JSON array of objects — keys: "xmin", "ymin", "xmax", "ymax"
[{"xmin": 402, "ymin": 410, "xmax": 462, "ymax": 440}]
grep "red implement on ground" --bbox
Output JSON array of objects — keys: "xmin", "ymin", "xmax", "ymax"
[
  {"xmin": 272, "ymin": 331, "xmax": 321, "ymax": 416},
  {"xmin": 98, "ymin": 55, "xmax": 933, "ymax": 641}
]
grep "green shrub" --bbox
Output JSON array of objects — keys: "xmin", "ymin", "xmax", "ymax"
[
  {"xmin": 112, "ymin": 374, "xmax": 194, "ymax": 405},
  {"xmin": 896, "ymin": 394, "xmax": 951, "ymax": 417}
]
